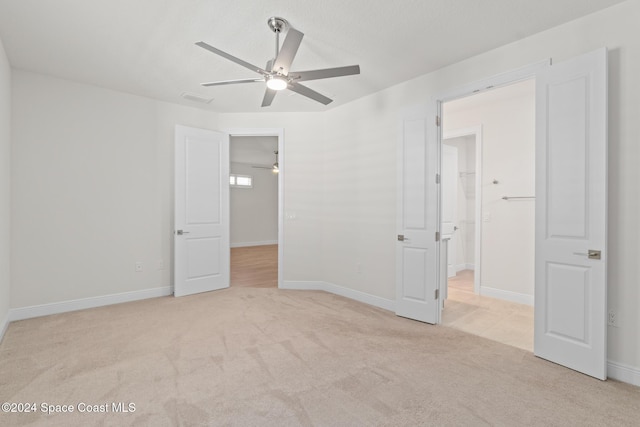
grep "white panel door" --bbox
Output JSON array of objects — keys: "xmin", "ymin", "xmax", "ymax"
[
  {"xmin": 174, "ymin": 125, "xmax": 230, "ymax": 297},
  {"xmin": 441, "ymin": 144, "xmax": 458, "ymax": 278},
  {"xmin": 396, "ymin": 105, "xmax": 439, "ymax": 323},
  {"xmin": 534, "ymin": 48, "xmax": 607, "ymax": 379}
]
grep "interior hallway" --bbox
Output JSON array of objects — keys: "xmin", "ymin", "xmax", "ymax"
[
  {"xmin": 230, "ymin": 244, "xmax": 278, "ymax": 288},
  {"xmin": 441, "ymin": 269, "xmax": 534, "ymax": 352}
]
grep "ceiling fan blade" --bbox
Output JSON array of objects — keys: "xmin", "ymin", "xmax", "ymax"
[
  {"xmin": 196, "ymin": 41, "xmax": 266, "ymax": 75},
  {"xmin": 288, "ymin": 82, "xmax": 333, "ymax": 105},
  {"xmin": 261, "ymin": 88, "xmax": 277, "ymax": 107},
  {"xmin": 289, "ymin": 65, "xmax": 360, "ymax": 82},
  {"xmin": 201, "ymin": 78, "xmax": 264, "ymax": 87},
  {"xmin": 272, "ymin": 28, "xmax": 303, "ymax": 75}
]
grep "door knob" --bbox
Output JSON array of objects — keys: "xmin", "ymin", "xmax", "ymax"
[
  {"xmin": 397, "ymin": 234, "xmax": 409, "ymax": 242},
  {"xmin": 176, "ymin": 230, "xmax": 190, "ymax": 235},
  {"xmin": 588, "ymin": 250, "xmax": 601, "ymax": 260}
]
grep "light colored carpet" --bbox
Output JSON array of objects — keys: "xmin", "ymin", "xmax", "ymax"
[
  {"xmin": 442, "ymin": 270, "xmax": 535, "ymax": 352},
  {"xmin": 1, "ymin": 287, "xmax": 638, "ymax": 426}
]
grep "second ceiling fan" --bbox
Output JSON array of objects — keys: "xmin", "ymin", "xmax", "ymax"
[{"xmin": 196, "ymin": 17, "xmax": 360, "ymax": 107}]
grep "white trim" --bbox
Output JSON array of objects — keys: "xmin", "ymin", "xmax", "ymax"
[
  {"xmin": 281, "ymin": 281, "xmax": 326, "ymax": 291},
  {"xmin": 435, "ymin": 60, "xmax": 548, "ymax": 323},
  {"xmin": 443, "ymin": 125, "xmax": 483, "ymax": 294},
  {"xmin": 9, "ymin": 287, "xmax": 172, "ymax": 321},
  {"xmin": 438, "ymin": 59, "xmax": 549, "ymax": 104},
  {"xmin": 282, "ymin": 281, "xmax": 395, "ymax": 312},
  {"xmin": 225, "ymin": 128, "xmax": 284, "ymax": 289},
  {"xmin": 0, "ymin": 311, "xmax": 9, "ymax": 344},
  {"xmin": 607, "ymin": 360, "xmax": 640, "ymax": 386},
  {"xmin": 230, "ymin": 240, "xmax": 278, "ymax": 248},
  {"xmin": 480, "ymin": 286, "xmax": 534, "ymax": 306},
  {"xmin": 455, "ymin": 264, "xmax": 467, "ymax": 273},
  {"xmin": 464, "ymin": 263, "xmax": 475, "ymax": 271}
]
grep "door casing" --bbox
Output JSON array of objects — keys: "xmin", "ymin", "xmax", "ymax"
[
  {"xmin": 225, "ymin": 128, "xmax": 285, "ymax": 288},
  {"xmin": 433, "ymin": 60, "xmax": 549, "ymax": 324}
]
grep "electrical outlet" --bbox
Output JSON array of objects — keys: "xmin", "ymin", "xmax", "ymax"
[
  {"xmin": 135, "ymin": 262, "xmax": 143, "ymax": 272},
  {"xmin": 608, "ymin": 309, "xmax": 619, "ymax": 327}
]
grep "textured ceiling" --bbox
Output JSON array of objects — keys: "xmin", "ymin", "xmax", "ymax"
[{"xmin": 0, "ymin": 0, "xmax": 626, "ymax": 113}]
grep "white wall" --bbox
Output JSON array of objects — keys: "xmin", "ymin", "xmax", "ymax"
[
  {"xmin": 6, "ymin": 0, "xmax": 640, "ymax": 380},
  {"xmin": 318, "ymin": 1, "xmax": 640, "ymax": 373},
  {"xmin": 321, "ymin": 97, "xmax": 398, "ymax": 300},
  {"xmin": 219, "ymin": 112, "xmax": 325, "ymax": 281},
  {"xmin": 445, "ymin": 84, "xmax": 536, "ymax": 301},
  {"xmin": 0, "ymin": 37, "xmax": 10, "ymax": 337},
  {"xmin": 11, "ymin": 70, "xmax": 219, "ymax": 309},
  {"xmin": 230, "ymin": 162, "xmax": 278, "ymax": 246}
]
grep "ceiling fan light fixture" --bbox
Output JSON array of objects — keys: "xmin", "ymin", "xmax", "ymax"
[{"xmin": 266, "ymin": 76, "xmax": 288, "ymax": 91}]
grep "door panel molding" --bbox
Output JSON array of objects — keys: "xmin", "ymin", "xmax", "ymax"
[
  {"xmin": 534, "ymin": 48, "xmax": 607, "ymax": 380},
  {"xmin": 174, "ymin": 125, "xmax": 229, "ymax": 297}
]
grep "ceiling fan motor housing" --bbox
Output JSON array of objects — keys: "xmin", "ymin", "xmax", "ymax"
[{"xmin": 268, "ymin": 17, "xmax": 288, "ymax": 33}]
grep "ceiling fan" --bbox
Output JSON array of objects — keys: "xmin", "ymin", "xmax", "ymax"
[{"xmin": 196, "ymin": 17, "xmax": 360, "ymax": 107}]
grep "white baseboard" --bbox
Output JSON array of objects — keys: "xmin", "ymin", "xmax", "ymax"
[
  {"xmin": 280, "ymin": 281, "xmax": 326, "ymax": 291},
  {"xmin": 480, "ymin": 286, "xmax": 534, "ymax": 306},
  {"xmin": 231, "ymin": 240, "xmax": 278, "ymax": 248},
  {"xmin": 0, "ymin": 310, "xmax": 9, "ymax": 344},
  {"xmin": 9, "ymin": 286, "xmax": 172, "ymax": 322},
  {"xmin": 607, "ymin": 360, "xmax": 640, "ymax": 386},
  {"xmin": 282, "ymin": 281, "xmax": 395, "ymax": 312},
  {"xmin": 454, "ymin": 264, "xmax": 474, "ymax": 272},
  {"xmin": 3, "ymin": 281, "xmax": 638, "ymax": 388}
]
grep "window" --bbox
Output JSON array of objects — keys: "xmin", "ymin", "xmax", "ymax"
[{"xmin": 230, "ymin": 174, "xmax": 253, "ymax": 188}]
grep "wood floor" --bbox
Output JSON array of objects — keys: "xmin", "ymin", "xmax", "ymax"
[
  {"xmin": 442, "ymin": 269, "xmax": 534, "ymax": 352},
  {"xmin": 230, "ymin": 244, "xmax": 278, "ymax": 288}
]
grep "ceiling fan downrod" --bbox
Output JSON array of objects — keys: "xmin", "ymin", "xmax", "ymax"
[{"xmin": 268, "ymin": 17, "xmax": 288, "ymax": 63}]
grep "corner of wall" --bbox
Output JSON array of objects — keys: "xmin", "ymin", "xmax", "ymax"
[
  {"xmin": 0, "ymin": 34, "xmax": 12, "ymax": 344},
  {"xmin": 0, "ymin": 312, "xmax": 8, "ymax": 344},
  {"xmin": 281, "ymin": 281, "xmax": 395, "ymax": 312}
]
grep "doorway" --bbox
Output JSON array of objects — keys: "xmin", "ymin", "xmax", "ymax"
[
  {"xmin": 227, "ymin": 129, "xmax": 284, "ymax": 288},
  {"xmin": 440, "ymin": 79, "xmax": 536, "ymax": 351},
  {"xmin": 397, "ymin": 49, "xmax": 607, "ymax": 379}
]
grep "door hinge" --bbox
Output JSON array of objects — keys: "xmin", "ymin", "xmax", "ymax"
[
  {"xmin": 435, "ymin": 289, "xmax": 439, "ymax": 300},
  {"xmin": 435, "ymin": 231, "xmax": 440, "ymax": 242},
  {"xmin": 436, "ymin": 173, "xmax": 441, "ymax": 184},
  {"xmin": 436, "ymin": 115, "xmax": 441, "ymax": 127}
]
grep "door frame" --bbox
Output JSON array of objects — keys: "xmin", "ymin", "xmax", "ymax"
[
  {"xmin": 225, "ymin": 128, "xmax": 285, "ymax": 288},
  {"xmin": 433, "ymin": 60, "xmax": 549, "ymax": 324},
  {"xmin": 442, "ymin": 126, "xmax": 483, "ymax": 294}
]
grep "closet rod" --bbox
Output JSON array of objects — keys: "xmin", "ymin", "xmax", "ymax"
[{"xmin": 501, "ymin": 196, "xmax": 535, "ymax": 200}]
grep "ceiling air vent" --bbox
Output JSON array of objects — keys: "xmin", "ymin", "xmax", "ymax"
[{"xmin": 180, "ymin": 92, "xmax": 214, "ymax": 104}]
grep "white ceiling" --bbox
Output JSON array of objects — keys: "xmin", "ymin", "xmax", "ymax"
[
  {"xmin": 230, "ymin": 136, "xmax": 278, "ymax": 166},
  {"xmin": 0, "ymin": 0, "xmax": 625, "ymax": 113}
]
